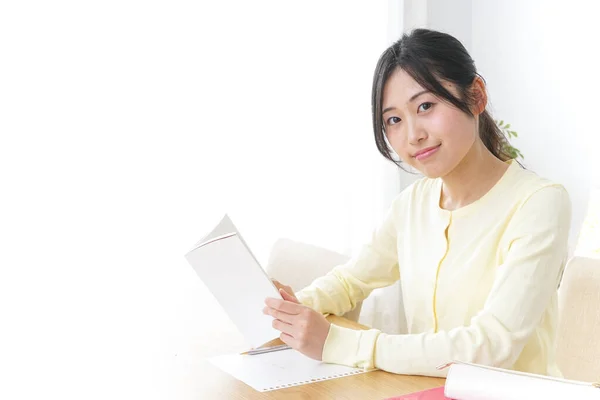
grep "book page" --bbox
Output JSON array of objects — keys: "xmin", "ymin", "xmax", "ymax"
[{"xmin": 209, "ymin": 349, "xmax": 369, "ymax": 392}]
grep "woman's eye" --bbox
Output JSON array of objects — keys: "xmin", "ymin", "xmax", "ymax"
[
  {"xmin": 387, "ymin": 116, "xmax": 401, "ymax": 125},
  {"xmin": 418, "ymin": 102, "xmax": 433, "ymax": 112}
]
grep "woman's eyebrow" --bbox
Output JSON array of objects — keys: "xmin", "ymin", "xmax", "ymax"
[
  {"xmin": 382, "ymin": 90, "xmax": 430, "ymax": 114},
  {"xmin": 408, "ymin": 90, "xmax": 429, "ymax": 103}
]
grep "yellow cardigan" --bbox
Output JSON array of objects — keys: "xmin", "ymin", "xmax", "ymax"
[{"xmin": 296, "ymin": 161, "xmax": 571, "ymax": 377}]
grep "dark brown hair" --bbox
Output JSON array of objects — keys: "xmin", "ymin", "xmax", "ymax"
[{"xmin": 372, "ymin": 28, "xmax": 512, "ymax": 167}]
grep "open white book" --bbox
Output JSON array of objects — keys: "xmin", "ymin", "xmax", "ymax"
[
  {"xmin": 185, "ymin": 215, "xmax": 370, "ymax": 391},
  {"xmin": 184, "ymin": 214, "xmax": 282, "ymax": 349}
]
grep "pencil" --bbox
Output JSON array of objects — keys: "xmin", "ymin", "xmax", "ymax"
[{"xmin": 240, "ymin": 344, "xmax": 292, "ymax": 356}]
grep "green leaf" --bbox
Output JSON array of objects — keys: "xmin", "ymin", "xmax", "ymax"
[
  {"xmin": 497, "ymin": 119, "xmax": 524, "ymax": 159},
  {"xmin": 515, "ymin": 148, "xmax": 523, "ymax": 159}
]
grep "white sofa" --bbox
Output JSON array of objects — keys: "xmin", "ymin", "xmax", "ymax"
[
  {"xmin": 265, "ymin": 239, "xmax": 600, "ymax": 382},
  {"xmin": 265, "ymin": 238, "xmax": 408, "ymax": 333},
  {"xmin": 264, "ymin": 238, "xmax": 362, "ymax": 322},
  {"xmin": 556, "ymin": 256, "xmax": 600, "ymax": 382}
]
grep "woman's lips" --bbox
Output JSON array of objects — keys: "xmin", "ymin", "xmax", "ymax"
[{"xmin": 414, "ymin": 144, "xmax": 441, "ymax": 161}]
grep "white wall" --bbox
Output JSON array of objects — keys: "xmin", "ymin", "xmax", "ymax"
[
  {"xmin": 471, "ymin": 0, "xmax": 600, "ymax": 250},
  {"xmin": 427, "ymin": 0, "xmax": 472, "ymax": 51},
  {"xmin": 424, "ymin": 0, "xmax": 600, "ymax": 250}
]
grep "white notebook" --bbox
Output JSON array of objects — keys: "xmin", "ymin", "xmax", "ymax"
[
  {"xmin": 442, "ymin": 361, "xmax": 600, "ymax": 399},
  {"xmin": 185, "ymin": 214, "xmax": 281, "ymax": 348},
  {"xmin": 210, "ymin": 348, "xmax": 369, "ymax": 392}
]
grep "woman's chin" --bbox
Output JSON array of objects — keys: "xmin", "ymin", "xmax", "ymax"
[{"xmin": 406, "ymin": 161, "xmax": 446, "ymax": 179}]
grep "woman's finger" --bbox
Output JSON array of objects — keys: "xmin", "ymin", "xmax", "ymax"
[
  {"xmin": 272, "ymin": 279, "xmax": 287, "ymax": 290},
  {"xmin": 265, "ymin": 297, "xmax": 304, "ymax": 314},
  {"xmin": 279, "ymin": 332, "xmax": 299, "ymax": 349},
  {"xmin": 272, "ymin": 279, "xmax": 295, "ymax": 295},
  {"xmin": 279, "ymin": 288, "xmax": 299, "ymax": 304},
  {"xmin": 263, "ymin": 306, "xmax": 296, "ymax": 323},
  {"xmin": 272, "ymin": 318, "xmax": 295, "ymax": 336},
  {"xmin": 283, "ymin": 284, "xmax": 294, "ymax": 293}
]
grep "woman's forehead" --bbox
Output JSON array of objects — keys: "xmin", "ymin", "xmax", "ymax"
[
  {"xmin": 382, "ymin": 69, "xmax": 427, "ymax": 107},
  {"xmin": 383, "ymin": 68, "xmax": 457, "ymax": 109}
]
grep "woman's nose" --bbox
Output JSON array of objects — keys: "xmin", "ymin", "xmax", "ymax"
[{"xmin": 407, "ymin": 121, "xmax": 427, "ymax": 145}]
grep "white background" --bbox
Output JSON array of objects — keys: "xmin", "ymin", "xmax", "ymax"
[
  {"xmin": 0, "ymin": 1, "xmax": 391, "ymax": 398},
  {"xmin": 421, "ymin": 0, "xmax": 600, "ymax": 249}
]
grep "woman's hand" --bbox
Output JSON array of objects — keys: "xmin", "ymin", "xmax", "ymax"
[
  {"xmin": 264, "ymin": 287, "xmax": 331, "ymax": 361},
  {"xmin": 271, "ymin": 279, "xmax": 299, "ymax": 303}
]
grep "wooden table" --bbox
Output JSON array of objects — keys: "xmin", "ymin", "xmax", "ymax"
[{"xmin": 198, "ymin": 315, "xmax": 444, "ymax": 399}]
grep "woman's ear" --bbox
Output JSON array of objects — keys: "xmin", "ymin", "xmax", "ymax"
[{"xmin": 470, "ymin": 76, "xmax": 488, "ymax": 115}]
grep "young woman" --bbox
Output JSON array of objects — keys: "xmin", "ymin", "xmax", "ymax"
[{"xmin": 263, "ymin": 29, "xmax": 571, "ymax": 377}]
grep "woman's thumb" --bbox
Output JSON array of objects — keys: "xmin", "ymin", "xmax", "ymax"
[{"xmin": 279, "ymin": 288, "xmax": 299, "ymax": 303}]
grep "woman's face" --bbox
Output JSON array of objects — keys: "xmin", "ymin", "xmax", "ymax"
[{"xmin": 382, "ymin": 68, "xmax": 479, "ymax": 178}]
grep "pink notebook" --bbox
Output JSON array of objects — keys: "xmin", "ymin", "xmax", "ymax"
[{"xmin": 386, "ymin": 386, "xmax": 451, "ymax": 400}]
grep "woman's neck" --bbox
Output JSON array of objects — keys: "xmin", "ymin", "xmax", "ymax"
[{"xmin": 440, "ymin": 141, "xmax": 509, "ymax": 211}]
